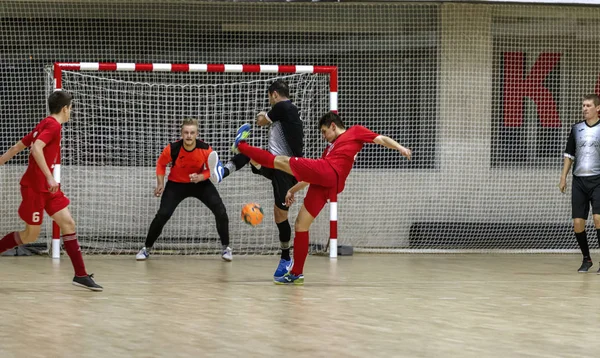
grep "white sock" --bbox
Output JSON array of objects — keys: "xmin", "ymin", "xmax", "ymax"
[{"xmin": 224, "ymin": 162, "xmax": 236, "ymax": 173}]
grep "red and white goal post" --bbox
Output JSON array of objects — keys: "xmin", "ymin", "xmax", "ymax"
[{"xmin": 51, "ymin": 62, "xmax": 340, "ymax": 258}]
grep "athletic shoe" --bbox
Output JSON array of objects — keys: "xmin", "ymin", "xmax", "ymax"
[
  {"xmin": 208, "ymin": 151, "xmax": 225, "ymax": 184},
  {"xmin": 596, "ymin": 266, "xmax": 600, "ymax": 274},
  {"xmin": 231, "ymin": 123, "xmax": 252, "ymax": 154},
  {"xmin": 72, "ymin": 274, "xmax": 103, "ymax": 292},
  {"xmin": 274, "ymin": 272, "xmax": 304, "ymax": 285},
  {"xmin": 136, "ymin": 247, "xmax": 150, "ymax": 261},
  {"xmin": 578, "ymin": 259, "xmax": 593, "ymax": 273},
  {"xmin": 221, "ymin": 247, "xmax": 233, "ymax": 262},
  {"xmin": 273, "ymin": 258, "xmax": 293, "ymax": 280}
]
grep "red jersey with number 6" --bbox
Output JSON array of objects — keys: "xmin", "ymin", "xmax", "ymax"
[{"xmin": 20, "ymin": 116, "xmax": 62, "ymax": 193}]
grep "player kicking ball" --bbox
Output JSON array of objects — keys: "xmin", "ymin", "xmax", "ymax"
[
  {"xmin": 0, "ymin": 91, "xmax": 103, "ymax": 291},
  {"xmin": 232, "ymin": 111, "xmax": 411, "ymax": 284}
]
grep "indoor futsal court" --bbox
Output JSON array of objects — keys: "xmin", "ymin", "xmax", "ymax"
[
  {"xmin": 3, "ymin": 0, "xmax": 600, "ymax": 357},
  {"xmin": 1, "ymin": 254, "xmax": 599, "ymax": 357}
]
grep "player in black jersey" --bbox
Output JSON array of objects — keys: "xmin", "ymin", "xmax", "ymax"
[{"xmin": 217, "ymin": 80, "xmax": 303, "ymax": 281}]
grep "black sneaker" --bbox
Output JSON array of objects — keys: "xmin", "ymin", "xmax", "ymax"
[
  {"xmin": 578, "ymin": 260, "xmax": 593, "ymax": 273},
  {"xmin": 72, "ymin": 274, "xmax": 103, "ymax": 291},
  {"xmin": 597, "ymin": 266, "xmax": 600, "ymax": 275}
]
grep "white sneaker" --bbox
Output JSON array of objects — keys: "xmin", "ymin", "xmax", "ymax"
[
  {"xmin": 221, "ymin": 247, "xmax": 233, "ymax": 262},
  {"xmin": 136, "ymin": 247, "xmax": 150, "ymax": 261},
  {"xmin": 208, "ymin": 151, "xmax": 224, "ymax": 184}
]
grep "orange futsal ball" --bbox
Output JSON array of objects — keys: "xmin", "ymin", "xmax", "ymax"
[{"xmin": 241, "ymin": 203, "xmax": 264, "ymax": 226}]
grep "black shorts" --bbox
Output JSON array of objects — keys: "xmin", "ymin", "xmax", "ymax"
[
  {"xmin": 252, "ymin": 165, "xmax": 297, "ymax": 211},
  {"xmin": 572, "ymin": 175, "xmax": 600, "ymax": 219}
]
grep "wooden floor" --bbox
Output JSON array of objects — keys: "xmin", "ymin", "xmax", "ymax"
[{"xmin": 1, "ymin": 254, "xmax": 600, "ymax": 357}]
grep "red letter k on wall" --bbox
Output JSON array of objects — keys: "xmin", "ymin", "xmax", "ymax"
[{"xmin": 503, "ymin": 52, "xmax": 561, "ymax": 128}]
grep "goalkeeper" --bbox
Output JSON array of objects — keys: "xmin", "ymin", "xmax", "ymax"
[{"xmin": 135, "ymin": 119, "xmax": 232, "ymax": 261}]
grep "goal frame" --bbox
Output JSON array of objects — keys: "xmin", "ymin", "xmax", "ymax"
[{"xmin": 51, "ymin": 62, "xmax": 339, "ymax": 258}]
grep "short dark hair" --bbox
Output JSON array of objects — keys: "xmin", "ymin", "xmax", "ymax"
[
  {"xmin": 584, "ymin": 94, "xmax": 600, "ymax": 107},
  {"xmin": 318, "ymin": 111, "xmax": 345, "ymax": 130},
  {"xmin": 48, "ymin": 91, "xmax": 73, "ymax": 114},
  {"xmin": 268, "ymin": 80, "xmax": 289, "ymax": 98}
]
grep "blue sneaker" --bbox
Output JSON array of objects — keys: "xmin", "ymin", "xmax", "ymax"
[
  {"xmin": 274, "ymin": 272, "xmax": 304, "ymax": 285},
  {"xmin": 231, "ymin": 123, "xmax": 252, "ymax": 154},
  {"xmin": 273, "ymin": 258, "xmax": 293, "ymax": 280},
  {"xmin": 208, "ymin": 151, "xmax": 224, "ymax": 184}
]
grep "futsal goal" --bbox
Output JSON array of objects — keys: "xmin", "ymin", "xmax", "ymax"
[{"xmin": 46, "ymin": 62, "xmax": 339, "ymax": 257}]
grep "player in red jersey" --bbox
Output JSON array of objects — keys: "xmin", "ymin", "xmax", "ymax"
[
  {"xmin": 0, "ymin": 91, "xmax": 103, "ymax": 291},
  {"xmin": 231, "ymin": 111, "xmax": 411, "ymax": 284}
]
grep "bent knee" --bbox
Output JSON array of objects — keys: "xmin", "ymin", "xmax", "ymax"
[
  {"xmin": 214, "ymin": 205, "xmax": 228, "ymax": 220},
  {"xmin": 274, "ymin": 156, "xmax": 290, "ymax": 166},
  {"xmin": 155, "ymin": 211, "xmax": 173, "ymax": 222},
  {"xmin": 20, "ymin": 235, "xmax": 39, "ymax": 244},
  {"xmin": 60, "ymin": 218, "xmax": 76, "ymax": 233},
  {"xmin": 294, "ymin": 218, "xmax": 310, "ymax": 231},
  {"xmin": 574, "ymin": 218, "xmax": 586, "ymax": 232},
  {"xmin": 21, "ymin": 228, "xmax": 41, "ymax": 244}
]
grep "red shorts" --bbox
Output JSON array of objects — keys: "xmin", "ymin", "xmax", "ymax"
[
  {"xmin": 18, "ymin": 186, "xmax": 70, "ymax": 225},
  {"xmin": 289, "ymin": 157, "xmax": 337, "ymax": 188},
  {"xmin": 303, "ymin": 184, "xmax": 337, "ymax": 218}
]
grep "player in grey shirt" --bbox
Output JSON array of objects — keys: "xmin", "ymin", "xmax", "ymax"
[
  {"xmin": 218, "ymin": 80, "xmax": 303, "ymax": 280},
  {"xmin": 560, "ymin": 94, "xmax": 600, "ymax": 273}
]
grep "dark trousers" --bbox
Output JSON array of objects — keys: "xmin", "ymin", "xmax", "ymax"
[{"xmin": 145, "ymin": 180, "xmax": 229, "ymax": 248}]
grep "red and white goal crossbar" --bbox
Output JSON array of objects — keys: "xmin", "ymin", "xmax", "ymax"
[{"xmin": 51, "ymin": 62, "xmax": 340, "ymax": 258}]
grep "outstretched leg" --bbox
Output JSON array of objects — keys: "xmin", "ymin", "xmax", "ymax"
[
  {"xmin": 222, "ymin": 153, "xmax": 251, "ymax": 179},
  {"xmin": 0, "ymin": 225, "xmax": 38, "ymax": 253},
  {"xmin": 237, "ymin": 142, "xmax": 294, "ymax": 175}
]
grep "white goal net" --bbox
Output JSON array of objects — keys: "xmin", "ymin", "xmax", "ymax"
[
  {"xmin": 46, "ymin": 67, "xmax": 331, "ymax": 255},
  {"xmin": 3, "ymin": 1, "xmax": 600, "ymax": 255}
]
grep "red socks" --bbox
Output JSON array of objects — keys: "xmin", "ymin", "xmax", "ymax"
[
  {"xmin": 0, "ymin": 232, "xmax": 22, "ymax": 253},
  {"xmin": 238, "ymin": 142, "xmax": 276, "ymax": 168},
  {"xmin": 291, "ymin": 231, "xmax": 309, "ymax": 276},
  {"xmin": 62, "ymin": 233, "xmax": 88, "ymax": 277}
]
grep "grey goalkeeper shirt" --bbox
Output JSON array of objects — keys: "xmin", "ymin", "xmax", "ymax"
[
  {"xmin": 565, "ymin": 120, "xmax": 600, "ymax": 176},
  {"xmin": 265, "ymin": 100, "xmax": 303, "ymax": 157}
]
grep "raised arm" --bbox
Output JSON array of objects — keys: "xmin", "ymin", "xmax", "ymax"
[
  {"xmin": 0, "ymin": 141, "xmax": 27, "ymax": 166},
  {"xmin": 373, "ymin": 135, "xmax": 412, "ymax": 160}
]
